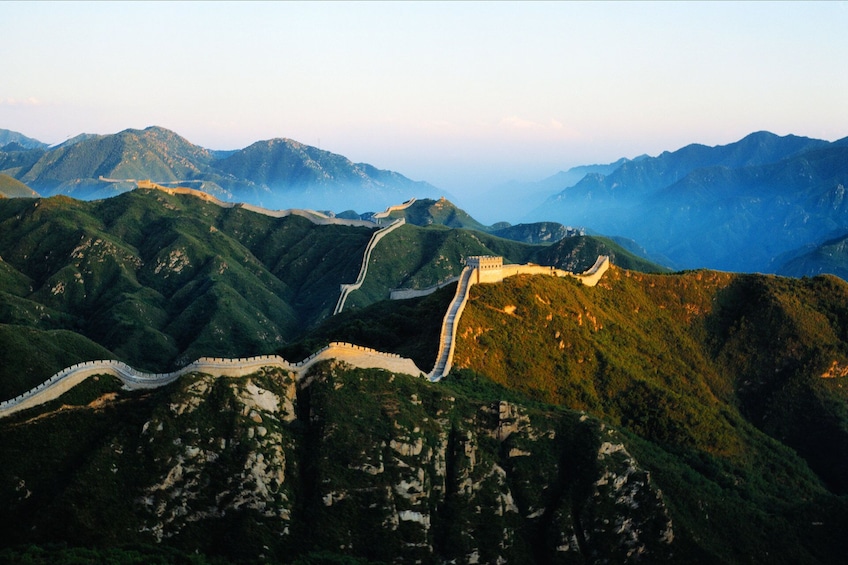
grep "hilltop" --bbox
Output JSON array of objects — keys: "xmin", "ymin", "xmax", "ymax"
[
  {"xmin": 0, "ymin": 126, "xmax": 443, "ymax": 212},
  {"xmin": 375, "ymin": 197, "xmax": 590, "ymax": 246},
  {"xmin": 0, "ymin": 173, "xmax": 38, "ymax": 198},
  {"xmin": 0, "ymin": 128, "xmax": 48, "ymax": 150}
]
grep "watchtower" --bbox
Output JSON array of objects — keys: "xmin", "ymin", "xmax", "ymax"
[{"xmin": 466, "ymin": 255, "xmax": 504, "ymax": 283}]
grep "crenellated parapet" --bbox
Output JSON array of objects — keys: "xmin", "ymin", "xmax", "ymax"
[{"xmin": 0, "ymin": 343, "xmax": 426, "ymax": 419}]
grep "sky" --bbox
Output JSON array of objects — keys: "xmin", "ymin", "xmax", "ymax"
[{"xmin": 2, "ymin": 1, "xmax": 847, "ymax": 195}]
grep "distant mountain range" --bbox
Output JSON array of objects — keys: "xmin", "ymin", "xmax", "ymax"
[
  {"xmin": 0, "ymin": 126, "xmax": 443, "ymax": 212},
  {"xmin": 527, "ymin": 131, "xmax": 848, "ymax": 273},
  {"xmin": 0, "ymin": 129, "xmax": 48, "ymax": 151},
  {"xmin": 478, "ymin": 157, "xmax": 637, "ymax": 221},
  {"xmin": 4, "ymin": 126, "xmax": 848, "ymax": 278}
]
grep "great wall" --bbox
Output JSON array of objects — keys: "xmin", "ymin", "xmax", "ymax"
[
  {"xmin": 0, "ymin": 253, "xmax": 609, "ymax": 419},
  {"xmin": 117, "ymin": 179, "xmax": 399, "ymax": 227},
  {"xmin": 0, "ymin": 186, "xmax": 610, "ymax": 419},
  {"xmin": 333, "ymin": 218, "xmax": 406, "ymax": 315},
  {"xmin": 0, "ymin": 343, "xmax": 425, "ymax": 419}
]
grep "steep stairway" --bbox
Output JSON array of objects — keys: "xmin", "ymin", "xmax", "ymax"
[{"xmin": 429, "ymin": 266, "xmax": 475, "ymax": 381}]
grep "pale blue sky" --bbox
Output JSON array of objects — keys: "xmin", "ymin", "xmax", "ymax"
[{"xmin": 2, "ymin": 1, "xmax": 847, "ymax": 192}]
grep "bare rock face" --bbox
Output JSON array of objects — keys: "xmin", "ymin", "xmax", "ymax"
[
  {"xmin": 296, "ymin": 363, "xmax": 675, "ymax": 564},
  {"xmin": 36, "ymin": 362, "xmax": 674, "ymax": 563},
  {"xmin": 136, "ymin": 370, "xmax": 297, "ymax": 543}
]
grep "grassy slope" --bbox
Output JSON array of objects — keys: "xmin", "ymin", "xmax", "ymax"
[
  {"xmin": 452, "ymin": 265, "xmax": 848, "ymax": 561},
  {"xmin": 0, "ymin": 190, "xmax": 373, "ymax": 395},
  {"xmin": 0, "ymin": 173, "xmax": 38, "ymax": 198}
]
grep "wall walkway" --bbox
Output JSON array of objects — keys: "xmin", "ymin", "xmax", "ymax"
[
  {"xmin": 371, "ymin": 198, "xmax": 416, "ymax": 221},
  {"xmin": 428, "ymin": 267, "xmax": 475, "ymax": 380},
  {"xmin": 135, "ymin": 182, "xmax": 376, "ymax": 227}
]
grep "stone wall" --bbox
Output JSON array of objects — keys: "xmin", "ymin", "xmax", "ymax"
[
  {"xmin": 371, "ymin": 197, "xmax": 417, "ymax": 221},
  {"xmin": 334, "ymin": 219, "xmax": 406, "ymax": 314},
  {"xmin": 0, "ymin": 256, "xmax": 611, "ymax": 417},
  {"xmin": 139, "ymin": 184, "xmax": 375, "ymax": 227},
  {"xmin": 0, "ymin": 343, "xmax": 426, "ymax": 420}
]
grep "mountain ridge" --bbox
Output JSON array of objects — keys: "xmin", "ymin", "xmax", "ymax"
[
  {"xmin": 531, "ymin": 131, "xmax": 848, "ymax": 273},
  {"xmin": 2, "ymin": 262, "xmax": 848, "ymax": 563},
  {"xmin": 0, "ymin": 126, "xmax": 442, "ymax": 213}
]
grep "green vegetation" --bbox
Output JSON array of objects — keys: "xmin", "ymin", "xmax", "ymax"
[
  {"xmin": 452, "ymin": 265, "xmax": 848, "ymax": 562},
  {"xmin": 344, "ymin": 225, "xmax": 663, "ymax": 310},
  {"xmin": 4, "ymin": 351, "xmax": 847, "ymax": 563},
  {"xmin": 345, "ymin": 223, "xmax": 533, "ymax": 308},
  {"xmin": 0, "ymin": 325, "xmax": 114, "ymax": 400},
  {"xmin": 0, "ymin": 190, "xmax": 371, "ymax": 393},
  {"xmin": 0, "ymin": 190, "xmax": 660, "ymax": 398},
  {"xmin": 0, "ymin": 173, "xmax": 38, "ymax": 198},
  {"xmin": 382, "ymin": 197, "xmax": 490, "ymax": 232},
  {"xmin": 4, "ymin": 185, "xmax": 848, "ymax": 563},
  {"xmin": 280, "ymin": 285, "xmax": 451, "ymax": 370}
]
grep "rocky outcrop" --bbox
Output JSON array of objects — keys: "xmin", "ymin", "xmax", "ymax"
[{"xmin": 3, "ymin": 360, "xmax": 671, "ymax": 563}]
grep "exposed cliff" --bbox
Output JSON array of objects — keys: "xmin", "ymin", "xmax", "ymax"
[{"xmin": 0, "ymin": 362, "xmax": 678, "ymax": 564}]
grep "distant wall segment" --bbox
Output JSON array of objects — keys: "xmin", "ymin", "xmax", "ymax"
[
  {"xmin": 371, "ymin": 198, "xmax": 416, "ymax": 221},
  {"xmin": 136, "ymin": 183, "xmax": 376, "ymax": 227},
  {"xmin": 334, "ymin": 218, "xmax": 406, "ymax": 315}
]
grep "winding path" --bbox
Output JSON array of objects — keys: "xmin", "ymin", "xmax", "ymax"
[
  {"xmin": 428, "ymin": 267, "xmax": 475, "ymax": 381},
  {"xmin": 371, "ymin": 197, "xmax": 416, "ymax": 221},
  {"xmin": 135, "ymin": 182, "xmax": 377, "ymax": 227},
  {"xmin": 333, "ymin": 218, "xmax": 405, "ymax": 315}
]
